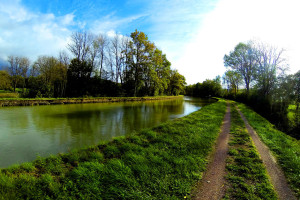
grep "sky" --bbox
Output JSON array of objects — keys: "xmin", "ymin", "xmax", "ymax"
[{"xmin": 0, "ymin": 0, "xmax": 299, "ymax": 84}]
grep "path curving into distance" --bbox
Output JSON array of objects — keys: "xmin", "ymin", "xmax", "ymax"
[
  {"xmin": 192, "ymin": 103, "xmax": 296, "ymax": 200},
  {"xmin": 192, "ymin": 103, "xmax": 231, "ymax": 200},
  {"xmin": 236, "ymin": 106, "xmax": 297, "ymax": 200}
]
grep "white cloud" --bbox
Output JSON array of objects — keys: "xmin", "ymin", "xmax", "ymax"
[
  {"xmin": 91, "ymin": 13, "xmax": 147, "ymax": 34},
  {"xmin": 171, "ymin": 0, "xmax": 300, "ymax": 84},
  {"xmin": 0, "ymin": 1, "xmax": 73, "ymax": 62},
  {"xmin": 60, "ymin": 13, "xmax": 75, "ymax": 26}
]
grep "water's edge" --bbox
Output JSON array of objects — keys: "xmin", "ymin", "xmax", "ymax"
[{"xmin": 0, "ymin": 96, "xmax": 183, "ymax": 107}]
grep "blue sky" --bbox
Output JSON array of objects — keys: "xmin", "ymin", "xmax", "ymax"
[{"xmin": 0, "ymin": 0, "xmax": 299, "ymax": 84}]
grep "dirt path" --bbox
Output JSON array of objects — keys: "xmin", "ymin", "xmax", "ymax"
[
  {"xmin": 236, "ymin": 106, "xmax": 297, "ymax": 200},
  {"xmin": 192, "ymin": 103, "xmax": 231, "ymax": 200}
]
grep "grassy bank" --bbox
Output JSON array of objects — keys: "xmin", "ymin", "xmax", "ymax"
[
  {"xmin": 0, "ymin": 100, "xmax": 226, "ymax": 199},
  {"xmin": 237, "ymin": 103, "xmax": 300, "ymax": 198},
  {"xmin": 224, "ymin": 104, "xmax": 277, "ymax": 199},
  {"xmin": 0, "ymin": 96, "xmax": 183, "ymax": 107},
  {"xmin": 0, "ymin": 93, "xmax": 19, "ymax": 98}
]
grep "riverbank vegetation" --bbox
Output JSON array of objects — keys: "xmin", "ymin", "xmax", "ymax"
[
  {"xmin": 222, "ymin": 41, "xmax": 299, "ymax": 139},
  {"xmin": 224, "ymin": 104, "xmax": 277, "ymax": 199},
  {"xmin": 0, "ymin": 100, "xmax": 226, "ymax": 199},
  {"xmin": 0, "ymin": 30, "xmax": 185, "ymax": 99},
  {"xmin": 186, "ymin": 40, "xmax": 299, "ymax": 139},
  {"xmin": 237, "ymin": 103, "xmax": 300, "ymax": 198},
  {"xmin": 0, "ymin": 96, "xmax": 183, "ymax": 107}
]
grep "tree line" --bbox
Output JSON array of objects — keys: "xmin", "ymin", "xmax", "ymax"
[
  {"xmin": 185, "ymin": 76, "xmax": 222, "ymax": 98},
  {"xmin": 223, "ymin": 41, "xmax": 299, "ymax": 138},
  {"xmin": 0, "ymin": 30, "xmax": 186, "ymax": 97},
  {"xmin": 186, "ymin": 40, "xmax": 299, "ymax": 138}
]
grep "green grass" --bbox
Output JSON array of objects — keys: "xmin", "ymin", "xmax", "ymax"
[
  {"xmin": 0, "ymin": 95, "xmax": 182, "ymax": 101},
  {"xmin": 0, "ymin": 100, "xmax": 227, "ymax": 199},
  {"xmin": 223, "ymin": 104, "xmax": 277, "ymax": 200},
  {"xmin": 288, "ymin": 104, "xmax": 297, "ymax": 125},
  {"xmin": 0, "ymin": 93, "xmax": 19, "ymax": 98},
  {"xmin": 237, "ymin": 103, "xmax": 300, "ymax": 198}
]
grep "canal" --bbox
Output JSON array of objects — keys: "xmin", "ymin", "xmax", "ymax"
[{"xmin": 0, "ymin": 97, "xmax": 215, "ymax": 167}]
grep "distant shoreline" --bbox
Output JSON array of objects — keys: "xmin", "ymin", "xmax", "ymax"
[{"xmin": 0, "ymin": 96, "xmax": 183, "ymax": 107}]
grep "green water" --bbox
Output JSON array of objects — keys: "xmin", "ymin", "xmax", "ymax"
[{"xmin": 0, "ymin": 97, "xmax": 215, "ymax": 167}]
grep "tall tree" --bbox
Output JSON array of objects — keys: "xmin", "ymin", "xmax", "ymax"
[
  {"xmin": 125, "ymin": 30, "xmax": 155, "ymax": 96},
  {"xmin": 67, "ymin": 31, "xmax": 93, "ymax": 62},
  {"xmin": 7, "ymin": 55, "xmax": 30, "ymax": 92},
  {"xmin": 31, "ymin": 56, "xmax": 67, "ymax": 97},
  {"xmin": 110, "ymin": 34, "xmax": 123, "ymax": 83},
  {"xmin": 168, "ymin": 70, "xmax": 186, "ymax": 96},
  {"xmin": 96, "ymin": 34, "xmax": 108, "ymax": 79},
  {"xmin": 58, "ymin": 50, "xmax": 70, "ymax": 66},
  {"xmin": 223, "ymin": 70, "xmax": 243, "ymax": 95},
  {"xmin": 224, "ymin": 42, "xmax": 256, "ymax": 94},
  {"xmin": 254, "ymin": 42, "xmax": 287, "ymax": 97},
  {"xmin": 66, "ymin": 58, "xmax": 93, "ymax": 97},
  {"xmin": 150, "ymin": 49, "xmax": 171, "ymax": 96}
]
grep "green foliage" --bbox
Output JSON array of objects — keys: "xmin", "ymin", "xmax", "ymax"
[
  {"xmin": 0, "ymin": 100, "xmax": 227, "ymax": 199},
  {"xmin": 66, "ymin": 58, "xmax": 93, "ymax": 97},
  {"xmin": 185, "ymin": 77, "xmax": 221, "ymax": 97},
  {"xmin": 224, "ymin": 42, "xmax": 256, "ymax": 93},
  {"xmin": 5, "ymin": 30, "xmax": 185, "ymax": 98},
  {"xmin": 224, "ymin": 105, "xmax": 277, "ymax": 200},
  {"xmin": 223, "ymin": 70, "xmax": 300, "ymax": 139},
  {"xmin": 222, "ymin": 70, "xmax": 243, "ymax": 96},
  {"xmin": 0, "ymin": 71, "xmax": 11, "ymax": 90},
  {"xmin": 168, "ymin": 70, "xmax": 186, "ymax": 96},
  {"xmin": 222, "ymin": 41, "xmax": 295, "ymax": 138},
  {"xmin": 237, "ymin": 103, "xmax": 300, "ymax": 198},
  {"xmin": 123, "ymin": 30, "xmax": 182, "ymax": 97}
]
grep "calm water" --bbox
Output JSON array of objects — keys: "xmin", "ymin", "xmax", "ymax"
[{"xmin": 0, "ymin": 97, "xmax": 215, "ymax": 168}]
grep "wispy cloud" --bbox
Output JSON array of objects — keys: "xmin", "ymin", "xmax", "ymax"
[{"xmin": 91, "ymin": 13, "xmax": 148, "ymax": 34}]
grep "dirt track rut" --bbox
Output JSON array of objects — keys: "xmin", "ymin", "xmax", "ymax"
[{"xmin": 192, "ymin": 103, "xmax": 230, "ymax": 200}]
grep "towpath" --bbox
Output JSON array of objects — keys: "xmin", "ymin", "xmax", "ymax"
[
  {"xmin": 192, "ymin": 103, "xmax": 230, "ymax": 200},
  {"xmin": 192, "ymin": 103, "xmax": 296, "ymax": 200}
]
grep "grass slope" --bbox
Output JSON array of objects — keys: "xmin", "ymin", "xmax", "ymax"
[
  {"xmin": 0, "ymin": 100, "xmax": 226, "ymax": 199},
  {"xmin": 224, "ymin": 105, "xmax": 277, "ymax": 200},
  {"xmin": 237, "ymin": 103, "xmax": 300, "ymax": 198}
]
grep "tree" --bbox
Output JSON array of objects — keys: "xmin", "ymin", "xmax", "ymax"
[
  {"xmin": 58, "ymin": 50, "xmax": 70, "ymax": 66},
  {"xmin": 94, "ymin": 35, "xmax": 108, "ymax": 78},
  {"xmin": 110, "ymin": 34, "xmax": 123, "ymax": 83},
  {"xmin": 150, "ymin": 49, "xmax": 171, "ymax": 96},
  {"xmin": 0, "ymin": 70, "xmax": 11, "ymax": 90},
  {"xmin": 67, "ymin": 31, "xmax": 93, "ymax": 62},
  {"xmin": 125, "ymin": 30, "xmax": 155, "ymax": 96},
  {"xmin": 168, "ymin": 70, "xmax": 186, "ymax": 96},
  {"xmin": 223, "ymin": 70, "xmax": 243, "ymax": 96},
  {"xmin": 253, "ymin": 42, "xmax": 287, "ymax": 97},
  {"xmin": 90, "ymin": 34, "xmax": 108, "ymax": 78},
  {"xmin": 34, "ymin": 56, "xmax": 58, "ymax": 85},
  {"xmin": 224, "ymin": 42, "xmax": 256, "ymax": 94},
  {"xmin": 7, "ymin": 55, "xmax": 30, "ymax": 92},
  {"xmin": 66, "ymin": 58, "xmax": 93, "ymax": 97},
  {"xmin": 30, "ymin": 56, "xmax": 67, "ymax": 97}
]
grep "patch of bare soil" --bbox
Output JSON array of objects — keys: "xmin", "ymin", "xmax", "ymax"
[{"xmin": 192, "ymin": 103, "xmax": 230, "ymax": 200}]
